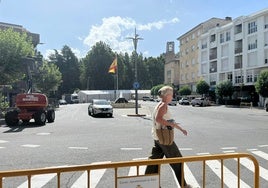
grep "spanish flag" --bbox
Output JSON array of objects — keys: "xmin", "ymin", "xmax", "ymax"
[{"xmin": 108, "ymin": 57, "xmax": 117, "ymax": 74}]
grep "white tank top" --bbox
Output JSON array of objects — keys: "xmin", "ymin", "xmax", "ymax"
[{"xmin": 151, "ymin": 102, "xmax": 172, "ymax": 140}]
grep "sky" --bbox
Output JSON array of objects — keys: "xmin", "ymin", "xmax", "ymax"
[{"xmin": 1, "ymin": 0, "xmax": 268, "ymax": 59}]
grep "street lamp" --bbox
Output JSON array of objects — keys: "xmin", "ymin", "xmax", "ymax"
[{"xmin": 126, "ymin": 28, "xmax": 143, "ymax": 115}]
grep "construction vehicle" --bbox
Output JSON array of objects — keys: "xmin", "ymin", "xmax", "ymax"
[
  {"xmin": 4, "ymin": 56, "xmax": 55, "ymax": 126},
  {"xmin": 5, "ymin": 93, "xmax": 55, "ymax": 126}
]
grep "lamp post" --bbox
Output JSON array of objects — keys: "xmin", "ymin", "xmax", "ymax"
[{"xmin": 126, "ymin": 28, "xmax": 143, "ymax": 115}]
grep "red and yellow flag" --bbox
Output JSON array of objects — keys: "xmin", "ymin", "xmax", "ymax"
[{"xmin": 108, "ymin": 57, "xmax": 117, "ymax": 74}]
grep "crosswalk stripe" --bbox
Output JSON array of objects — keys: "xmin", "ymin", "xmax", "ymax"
[
  {"xmin": 11, "ymin": 150, "xmax": 268, "ymax": 188},
  {"xmin": 17, "ymin": 173, "xmax": 56, "ymax": 188},
  {"xmin": 128, "ymin": 158, "xmax": 147, "ymax": 176},
  {"xmin": 71, "ymin": 161, "xmax": 111, "ymax": 188},
  {"xmin": 250, "ymin": 150, "xmax": 268, "ymax": 160},
  {"xmin": 171, "ymin": 164, "xmax": 200, "ymax": 187},
  {"xmin": 206, "ymin": 160, "xmax": 251, "ymax": 188},
  {"xmin": 184, "ymin": 164, "xmax": 200, "ymax": 187},
  {"xmin": 235, "ymin": 158, "xmax": 268, "ymax": 181}
]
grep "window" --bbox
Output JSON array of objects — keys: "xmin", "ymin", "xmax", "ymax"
[
  {"xmin": 226, "ymin": 31, "xmax": 231, "ymax": 41},
  {"xmin": 248, "ymin": 21, "xmax": 257, "ymax": 34},
  {"xmin": 235, "ymin": 71, "xmax": 243, "ymax": 84},
  {"xmin": 235, "ymin": 24, "xmax": 242, "ymax": 34},
  {"xmin": 191, "ymin": 45, "xmax": 195, "ymax": 51},
  {"xmin": 210, "ymin": 74, "xmax": 217, "ymax": 86},
  {"xmin": 227, "ymin": 73, "xmax": 233, "ymax": 82},
  {"xmin": 167, "ymin": 70, "xmax": 171, "ymax": 83},
  {"xmin": 201, "ymin": 39, "xmax": 207, "ymax": 49},
  {"xmin": 210, "ymin": 34, "xmax": 216, "ymax": 42},
  {"xmin": 248, "ymin": 40, "xmax": 257, "ymax": 50},
  {"xmin": 191, "ymin": 58, "xmax": 195, "ymax": 65},
  {"xmin": 220, "ymin": 33, "xmax": 224, "ymax": 43}
]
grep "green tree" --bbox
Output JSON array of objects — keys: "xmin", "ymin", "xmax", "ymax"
[
  {"xmin": 255, "ymin": 69, "xmax": 268, "ymax": 98},
  {"xmin": 34, "ymin": 61, "xmax": 62, "ymax": 96},
  {"xmin": 82, "ymin": 41, "xmax": 114, "ymax": 90},
  {"xmin": 151, "ymin": 84, "xmax": 165, "ymax": 96},
  {"xmin": 196, "ymin": 79, "xmax": 210, "ymax": 96},
  {"xmin": 143, "ymin": 56, "xmax": 164, "ymax": 89},
  {"xmin": 0, "ymin": 28, "xmax": 34, "ymax": 85},
  {"xmin": 215, "ymin": 80, "xmax": 234, "ymax": 99},
  {"xmin": 178, "ymin": 85, "xmax": 191, "ymax": 96},
  {"xmin": 48, "ymin": 45, "xmax": 80, "ymax": 95}
]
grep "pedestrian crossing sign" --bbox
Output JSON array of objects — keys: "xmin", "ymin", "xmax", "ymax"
[{"xmin": 117, "ymin": 174, "xmax": 159, "ymax": 188}]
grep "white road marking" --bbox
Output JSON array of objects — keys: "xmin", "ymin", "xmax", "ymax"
[
  {"xmin": 120, "ymin": 148, "xmax": 142, "ymax": 151},
  {"xmin": 235, "ymin": 158, "xmax": 268, "ymax": 181},
  {"xmin": 221, "ymin": 147, "xmax": 237, "ymax": 150},
  {"xmin": 223, "ymin": 150, "xmax": 236, "ymax": 153},
  {"xmin": 17, "ymin": 173, "xmax": 56, "ymax": 188},
  {"xmin": 36, "ymin": 132, "xmax": 51, "ymax": 136},
  {"xmin": 0, "ymin": 140, "xmax": 8, "ymax": 143},
  {"xmin": 68, "ymin": 147, "xmax": 88, "ymax": 150},
  {"xmin": 258, "ymin": 144, "xmax": 268, "ymax": 147},
  {"xmin": 17, "ymin": 165, "xmax": 68, "ymax": 188},
  {"xmin": 180, "ymin": 148, "xmax": 193, "ymax": 151},
  {"xmin": 21, "ymin": 144, "xmax": 40, "ymax": 148},
  {"xmin": 205, "ymin": 159, "xmax": 251, "ymax": 188},
  {"xmin": 250, "ymin": 150, "xmax": 268, "ymax": 160},
  {"xmin": 71, "ymin": 161, "xmax": 111, "ymax": 188},
  {"xmin": 128, "ymin": 158, "xmax": 147, "ymax": 176}
]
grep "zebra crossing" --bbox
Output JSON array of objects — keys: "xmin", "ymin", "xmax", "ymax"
[{"xmin": 2, "ymin": 149, "xmax": 268, "ymax": 188}]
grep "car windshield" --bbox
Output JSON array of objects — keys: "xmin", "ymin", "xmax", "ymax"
[{"xmin": 94, "ymin": 100, "xmax": 109, "ymax": 105}]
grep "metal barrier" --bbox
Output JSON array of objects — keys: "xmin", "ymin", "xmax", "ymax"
[{"xmin": 0, "ymin": 153, "xmax": 259, "ymax": 188}]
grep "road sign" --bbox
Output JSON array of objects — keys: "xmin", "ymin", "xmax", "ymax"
[{"xmin": 133, "ymin": 82, "xmax": 140, "ymax": 89}]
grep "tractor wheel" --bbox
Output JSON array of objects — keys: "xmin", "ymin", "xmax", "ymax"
[
  {"xmin": 22, "ymin": 119, "xmax": 30, "ymax": 124},
  {"xmin": 34, "ymin": 110, "xmax": 46, "ymax": 125},
  {"xmin": 46, "ymin": 109, "xmax": 55, "ymax": 123},
  {"xmin": 5, "ymin": 110, "xmax": 19, "ymax": 126}
]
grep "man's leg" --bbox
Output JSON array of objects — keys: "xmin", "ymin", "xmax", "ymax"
[
  {"xmin": 145, "ymin": 140, "xmax": 164, "ymax": 174},
  {"xmin": 160, "ymin": 142, "xmax": 187, "ymax": 186}
]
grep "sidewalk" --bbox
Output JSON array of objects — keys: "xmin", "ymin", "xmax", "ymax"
[{"xmin": 114, "ymin": 105, "xmax": 152, "ymax": 117}]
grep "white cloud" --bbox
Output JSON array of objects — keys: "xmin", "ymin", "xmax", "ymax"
[{"xmin": 83, "ymin": 16, "xmax": 179, "ymax": 55}]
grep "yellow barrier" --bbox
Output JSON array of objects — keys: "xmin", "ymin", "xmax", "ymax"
[{"xmin": 0, "ymin": 153, "xmax": 259, "ymax": 188}]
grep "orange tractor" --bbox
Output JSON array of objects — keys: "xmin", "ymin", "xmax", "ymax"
[{"xmin": 5, "ymin": 93, "xmax": 55, "ymax": 126}]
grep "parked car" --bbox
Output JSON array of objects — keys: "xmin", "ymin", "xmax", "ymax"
[
  {"xmin": 58, "ymin": 99, "xmax": 67, "ymax": 105},
  {"xmin": 168, "ymin": 98, "xmax": 177, "ymax": 106},
  {"xmin": 88, "ymin": 99, "xmax": 113, "ymax": 117},
  {"xmin": 142, "ymin": 96, "xmax": 154, "ymax": 101},
  {"xmin": 178, "ymin": 98, "xmax": 190, "ymax": 105},
  {"xmin": 191, "ymin": 98, "xmax": 209, "ymax": 107}
]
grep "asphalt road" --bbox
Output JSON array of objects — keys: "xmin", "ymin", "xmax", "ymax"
[{"xmin": 0, "ymin": 102, "xmax": 267, "ymax": 187}]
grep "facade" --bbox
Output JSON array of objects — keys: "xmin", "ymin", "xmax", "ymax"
[
  {"xmin": 164, "ymin": 42, "xmax": 180, "ymax": 85},
  {"xmin": 0, "ymin": 22, "xmax": 40, "ymax": 47},
  {"xmin": 199, "ymin": 8, "xmax": 268, "ymax": 104},
  {"xmin": 177, "ymin": 17, "xmax": 232, "ymax": 92}
]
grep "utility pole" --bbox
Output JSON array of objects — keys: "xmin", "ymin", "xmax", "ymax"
[{"xmin": 126, "ymin": 28, "xmax": 143, "ymax": 115}]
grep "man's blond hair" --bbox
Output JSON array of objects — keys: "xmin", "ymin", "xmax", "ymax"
[{"xmin": 158, "ymin": 86, "xmax": 173, "ymax": 98}]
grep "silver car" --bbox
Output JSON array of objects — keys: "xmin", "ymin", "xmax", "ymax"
[
  {"xmin": 88, "ymin": 99, "xmax": 113, "ymax": 117},
  {"xmin": 191, "ymin": 98, "xmax": 209, "ymax": 107}
]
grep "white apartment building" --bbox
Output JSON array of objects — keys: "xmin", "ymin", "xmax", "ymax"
[{"xmin": 199, "ymin": 8, "xmax": 268, "ymax": 105}]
